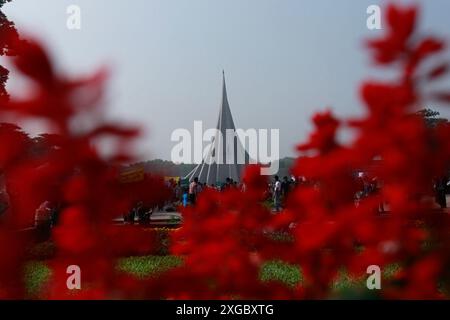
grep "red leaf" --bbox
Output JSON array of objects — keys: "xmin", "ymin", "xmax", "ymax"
[{"xmin": 427, "ymin": 63, "xmax": 448, "ymax": 80}]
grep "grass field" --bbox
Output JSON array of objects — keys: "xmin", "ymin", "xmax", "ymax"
[{"xmin": 23, "ymin": 255, "xmax": 398, "ymax": 299}]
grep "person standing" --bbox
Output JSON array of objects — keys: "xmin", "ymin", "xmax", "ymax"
[
  {"xmin": 174, "ymin": 180, "xmax": 182, "ymax": 202},
  {"xmin": 281, "ymin": 176, "xmax": 290, "ymax": 197},
  {"xmin": 224, "ymin": 177, "xmax": 232, "ymax": 190},
  {"xmin": 435, "ymin": 176, "xmax": 448, "ymax": 209},
  {"xmin": 189, "ymin": 177, "xmax": 199, "ymax": 205},
  {"xmin": 35, "ymin": 201, "xmax": 53, "ymax": 241},
  {"xmin": 273, "ymin": 175, "xmax": 282, "ymax": 212},
  {"xmin": 182, "ymin": 192, "xmax": 188, "ymax": 207}
]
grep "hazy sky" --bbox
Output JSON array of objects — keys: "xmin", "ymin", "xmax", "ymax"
[{"xmin": 3, "ymin": 0, "xmax": 450, "ymax": 160}]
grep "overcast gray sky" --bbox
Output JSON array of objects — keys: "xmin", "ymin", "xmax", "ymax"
[{"xmin": 3, "ymin": 0, "xmax": 450, "ymax": 160}]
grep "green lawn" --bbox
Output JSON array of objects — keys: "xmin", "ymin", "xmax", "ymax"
[
  {"xmin": 24, "ymin": 261, "xmax": 52, "ymax": 297},
  {"xmin": 24, "ymin": 256, "xmax": 395, "ymax": 298},
  {"xmin": 117, "ymin": 255, "xmax": 183, "ymax": 278},
  {"xmin": 260, "ymin": 260, "xmax": 302, "ymax": 287},
  {"xmin": 24, "ymin": 257, "xmax": 306, "ymax": 297}
]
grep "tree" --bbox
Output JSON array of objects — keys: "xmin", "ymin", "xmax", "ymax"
[
  {"xmin": 0, "ymin": 0, "xmax": 19, "ymax": 102},
  {"xmin": 417, "ymin": 108, "xmax": 449, "ymax": 128}
]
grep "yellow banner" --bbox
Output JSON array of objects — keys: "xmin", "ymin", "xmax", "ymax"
[{"xmin": 119, "ymin": 165, "xmax": 145, "ymax": 183}]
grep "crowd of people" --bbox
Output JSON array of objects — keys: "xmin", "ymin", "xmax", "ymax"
[
  {"xmin": 168, "ymin": 172, "xmax": 450, "ymax": 214},
  {"xmin": 1, "ymin": 171, "xmax": 447, "ymax": 229},
  {"xmin": 186, "ymin": 177, "xmax": 248, "ymax": 205},
  {"xmin": 165, "ymin": 174, "xmax": 300, "ymax": 211}
]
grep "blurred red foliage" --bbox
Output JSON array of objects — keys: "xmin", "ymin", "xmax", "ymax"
[
  {"xmin": 0, "ymin": 34, "xmax": 172, "ymax": 298},
  {"xmin": 167, "ymin": 4, "xmax": 450, "ymax": 299}
]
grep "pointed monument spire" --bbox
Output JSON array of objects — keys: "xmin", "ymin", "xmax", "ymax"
[
  {"xmin": 217, "ymin": 70, "xmax": 236, "ymax": 134},
  {"xmin": 222, "ymin": 69, "xmax": 228, "ymax": 108},
  {"xmin": 185, "ymin": 71, "xmax": 249, "ymax": 186}
]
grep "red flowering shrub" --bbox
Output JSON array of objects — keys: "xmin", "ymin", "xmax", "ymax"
[
  {"xmin": 0, "ymin": 37, "xmax": 172, "ymax": 298},
  {"xmin": 0, "ymin": 3, "xmax": 449, "ymax": 299},
  {"xmin": 164, "ymin": 166, "xmax": 295, "ymax": 299},
  {"xmin": 294, "ymin": 4, "xmax": 450, "ymax": 298},
  {"xmin": 168, "ymin": 4, "xmax": 450, "ymax": 299}
]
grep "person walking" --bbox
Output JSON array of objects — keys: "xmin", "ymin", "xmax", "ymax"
[{"xmin": 273, "ymin": 175, "xmax": 282, "ymax": 212}]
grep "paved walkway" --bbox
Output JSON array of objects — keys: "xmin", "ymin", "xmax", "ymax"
[{"xmin": 113, "ymin": 211, "xmax": 183, "ymax": 227}]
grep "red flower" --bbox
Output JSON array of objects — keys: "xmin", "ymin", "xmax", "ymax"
[
  {"xmin": 297, "ymin": 111, "xmax": 340, "ymax": 154},
  {"xmin": 367, "ymin": 4, "xmax": 417, "ymax": 64}
]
